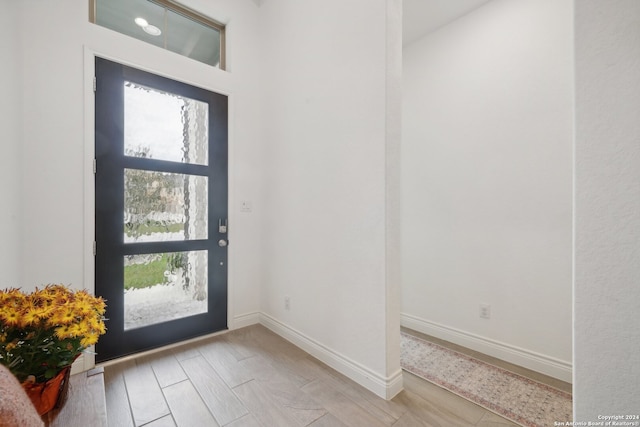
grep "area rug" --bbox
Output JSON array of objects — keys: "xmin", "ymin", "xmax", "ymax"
[{"xmin": 400, "ymin": 332, "xmax": 572, "ymax": 427}]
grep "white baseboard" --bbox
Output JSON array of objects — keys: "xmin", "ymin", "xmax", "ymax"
[
  {"xmin": 401, "ymin": 313, "xmax": 572, "ymax": 383},
  {"xmin": 259, "ymin": 313, "xmax": 403, "ymax": 400},
  {"xmin": 232, "ymin": 311, "xmax": 261, "ymax": 329}
]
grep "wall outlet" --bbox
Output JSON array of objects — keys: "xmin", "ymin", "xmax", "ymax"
[
  {"xmin": 479, "ymin": 304, "xmax": 491, "ymax": 319},
  {"xmin": 240, "ymin": 200, "xmax": 253, "ymax": 212},
  {"xmin": 284, "ymin": 296, "xmax": 290, "ymax": 311}
]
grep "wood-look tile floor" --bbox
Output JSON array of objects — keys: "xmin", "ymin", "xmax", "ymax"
[{"xmin": 103, "ymin": 325, "xmax": 530, "ymax": 426}]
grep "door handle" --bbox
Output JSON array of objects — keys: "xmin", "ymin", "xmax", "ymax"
[{"xmin": 218, "ymin": 239, "xmax": 228, "ymax": 247}]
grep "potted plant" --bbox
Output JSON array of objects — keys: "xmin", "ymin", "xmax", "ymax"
[{"xmin": 0, "ymin": 284, "xmax": 106, "ymax": 415}]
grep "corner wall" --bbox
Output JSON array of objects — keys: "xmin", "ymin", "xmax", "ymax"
[
  {"xmin": 257, "ymin": 0, "xmax": 403, "ymax": 398},
  {"xmin": 0, "ymin": 0, "xmax": 23, "ymax": 287},
  {"xmin": 574, "ymin": 0, "xmax": 640, "ymax": 419},
  {"xmin": 401, "ymin": 0, "xmax": 573, "ymax": 381}
]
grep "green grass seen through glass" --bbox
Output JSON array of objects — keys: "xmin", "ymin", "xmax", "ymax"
[
  {"xmin": 124, "ymin": 222, "xmax": 184, "ymax": 237},
  {"xmin": 124, "ymin": 254, "xmax": 169, "ymax": 290}
]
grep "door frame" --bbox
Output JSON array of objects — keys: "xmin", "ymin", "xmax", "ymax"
[{"xmin": 82, "ymin": 47, "xmax": 236, "ymax": 370}]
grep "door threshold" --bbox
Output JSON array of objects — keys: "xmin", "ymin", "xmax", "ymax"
[{"xmin": 96, "ymin": 328, "xmax": 229, "ymax": 368}]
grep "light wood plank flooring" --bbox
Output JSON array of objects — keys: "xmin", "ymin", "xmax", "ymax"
[
  {"xmin": 104, "ymin": 325, "xmax": 529, "ymax": 426},
  {"xmin": 46, "ymin": 368, "xmax": 108, "ymax": 427}
]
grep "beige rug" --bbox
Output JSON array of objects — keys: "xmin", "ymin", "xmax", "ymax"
[{"xmin": 400, "ymin": 332, "xmax": 572, "ymax": 427}]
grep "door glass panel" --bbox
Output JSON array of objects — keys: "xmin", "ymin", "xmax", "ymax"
[
  {"xmin": 166, "ymin": 10, "xmax": 222, "ymax": 67},
  {"xmin": 124, "ymin": 81, "xmax": 209, "ymax": 165},
  {"xmin": 124, "ymin": 169, "xmax": 208, "ymax": 243},
  {"xmin": 124, "ymin": 250, "xmax": 208, "ymax": 330}
]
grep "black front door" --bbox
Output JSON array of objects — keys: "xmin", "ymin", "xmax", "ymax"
[{"xmin": 94, "ymin": 57, "xmax": 228, "ymax": 362}]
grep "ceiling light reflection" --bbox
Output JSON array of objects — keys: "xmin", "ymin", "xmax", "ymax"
[
  {"xmin": 134, "ymin": 17, "xmax": 148, "ymax": 27},
  {"xmin": 143, "ymin": 25, "xmax": 162, "ymax": 36}
]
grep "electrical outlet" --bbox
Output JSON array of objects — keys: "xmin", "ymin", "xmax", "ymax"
[
  {"xmin": 284, "ymin": 296, "xmax": 290, "ymax": 311},
  {"xmin": 479, "ymin": 304, "xmax": 491, "ymax": 319},
  {"xmin": 240, "ymin": 200, "xmax": 252, "ymax": 212}
]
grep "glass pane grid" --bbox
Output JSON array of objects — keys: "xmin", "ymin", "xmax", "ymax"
[
  {"xmin": 124, "ymin": 250, "xmax": 208, "ymax": 330},
  {"xmin": 124, "ymin": 169, "xmax": 208, "ymax": 243},
  {"xmin": 124, "ymin": 81, "xmax": 209, "ymax": 166}
]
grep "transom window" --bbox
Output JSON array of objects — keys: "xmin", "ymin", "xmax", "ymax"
[{"xmin": 90, "ymin": 0, "xmax": 225, "ymax": 69}]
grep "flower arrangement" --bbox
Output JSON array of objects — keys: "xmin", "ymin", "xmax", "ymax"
[{"xmin": 0, "ymin": 285, "xmax": 106, "ymax": 383}]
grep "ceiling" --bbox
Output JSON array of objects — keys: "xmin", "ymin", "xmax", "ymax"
[{"xmin": 402, "ymin": 0, "xmax": 493, "ymax": 46}]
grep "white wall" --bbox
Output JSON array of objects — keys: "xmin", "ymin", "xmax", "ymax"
[
  {"xmin": 0, "ymin": 0, "xmax": 23, "ymax": 287},
  {"xmin": 257, "ymin": 0, "xmax": 403, "ymax": 398},
  {"xmin": 574, "ymin": 0, "xmax": 640, "ymax": 419},
  {"xmin": 11, "ymin": 0, "xmax": 402, "ymax": 399},
  {"xmin": 16, "ymin": 0, "xmax": 263, "ymax": 323},
  {"xmin": 401, "ymin": 0, "xmax": 573, "ymax": 381}
]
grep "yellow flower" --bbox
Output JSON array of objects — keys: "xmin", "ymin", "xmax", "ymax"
[
  {"xmin": 67, "ymin": 323, "xmax": 85, "ymax": 337},
  {"xmin": 80, "ymin": 333, "xmax": 99, "ymax": 348},
  {"xmin": 43, "ymin": 284, "xmax": 68, "ymax": 296},
  {"xmin": 46, "ymin": 309, "xmax": 63, "ymax": 327},
  {"xmin": 54, "ymin": 324, "xmax": 73, "ymax": 340},
  {"xmin": 0, "ymin": 288, "xmax": 24, "ymax": 304},
  {"xmin": 21, "ymin": 309, "xmax": 41, "ymax": 326},
  {"xmin": 31, "ymin": 305, "xmax": 51, "ymax": 321},
  {"xmin": 47, "ymin": 307, "xmax": 76, "ymax": 327},
  {"xmin": 41, "ymin": 294, "xmax": 55, "ymax": 306},
  {"xmin": 92, "ymin": 297, "xmax": 107, "ymax": 316},
  {"xmin": 1, "ymin": 285, "xmax": 107, "ymax": 383},
  {"xmin": 0, "ymin": 308, "xmax": 21, "ymax": 327},
  {"xmin": 73, "ymin": 299, "xmax": 94, "ymax": 316},
  {"xmin": 89, "ymin": 317, "xmax": 107, "ymax": 335},
  {"xmin": 77, "ymin": 319, "xmax": 90, "ymax": 335},
  {"xmin": 53, "ymin": 293, "xmax": 71, "ymax": 307},
  {"xmin": 61, "ymin": 309, "xmax": 77, "ymax": 324}
]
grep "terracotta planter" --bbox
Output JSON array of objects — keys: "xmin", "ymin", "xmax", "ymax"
[{"xmin": 21, "ymin": 366, "xmax": 72, "ymax": 416}]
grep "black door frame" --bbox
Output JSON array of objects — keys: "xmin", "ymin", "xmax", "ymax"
[{"xmin": 94, "ymin": 57, "xmax": 228, "ymax": 362}]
